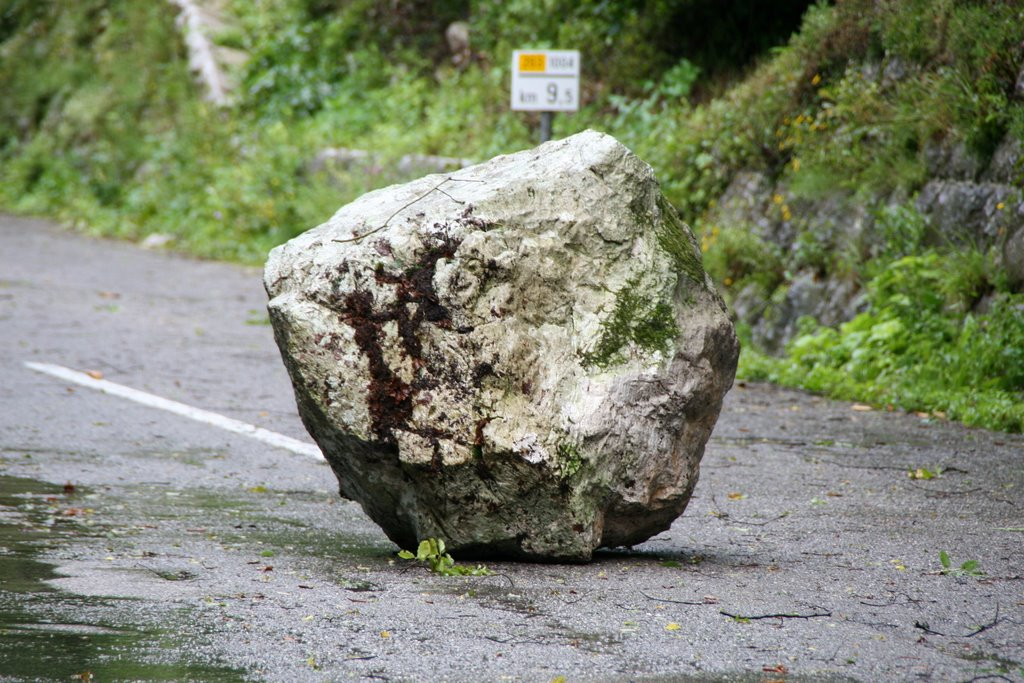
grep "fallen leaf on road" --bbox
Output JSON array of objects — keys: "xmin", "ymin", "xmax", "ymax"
[
  {"xmin": 85, "ymin": 370, "xmax": 104, "ymax": 380},
  {"xmin": 665, "ymin": 623, "xmax": 681, "ymax": 631},
  {"xmin": 851, "ymin": 404, "xmax": 872, "ymax": 412}
]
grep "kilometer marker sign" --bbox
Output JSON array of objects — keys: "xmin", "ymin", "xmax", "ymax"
[{"xmin": 511, "ymin": 50, "xmax": 580, "ymax": 112}]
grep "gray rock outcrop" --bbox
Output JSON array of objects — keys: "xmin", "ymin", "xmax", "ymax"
[
  {"xmin": 710, "ymin": 128, "xmax": 1024, "ymax": 355},
  {"xmin": 1006, "ymin": 228, "xmax": 1024, "ymax": 290},
  {"xmin": 915, "ymin": 179, "xmax": 1019, "ymax": 246},
  {"xmin": 265, "ymin": 131, "xmax": 738, "ymax": 561}
]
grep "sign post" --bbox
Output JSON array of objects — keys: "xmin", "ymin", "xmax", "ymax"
[{"xmin": 511, "ymin": 49, "xmax": 580, "ymax": 143}]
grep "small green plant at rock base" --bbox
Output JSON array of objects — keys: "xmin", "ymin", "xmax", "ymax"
[
  {"xmin": 397, "ymin": 538, "xmax": 491, "ymax": 577},
  {"xmin": 938, "ymin": 551, "xmax": 984, "ymax": 577},
  {"xmin": 908, "ymin": 467, "xmax": 943, "ymax": 480}
]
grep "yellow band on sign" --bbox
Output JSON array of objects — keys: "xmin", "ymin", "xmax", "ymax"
[{"xmin": 518, "ymin": 53, "xmax": 546, "ymax": 72}]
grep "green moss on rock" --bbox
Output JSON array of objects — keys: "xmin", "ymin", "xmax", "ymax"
[
  {"xmin": 557, "ymin": 442, "xmax": 584, "ymax": 479},
  {"xmin": 656, "ymin": 196, "xmax": 706, "ymax": 288},
  {"xmin": 580, "ymin": 277, "xmax": 678, "ymax": 369}
]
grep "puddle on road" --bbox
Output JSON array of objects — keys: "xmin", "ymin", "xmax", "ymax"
[
  {"xmin": 130, "ymin": 482, "xmax": 393, "ymax": 563},
  {"xmin": 0, "ymin": 475, "xmax": 243, "ymax": 682}
]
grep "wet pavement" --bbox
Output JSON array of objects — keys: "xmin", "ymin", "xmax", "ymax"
[{"xmin": 1, "ymin": 214, "xmax": 1022, "ymax": 681}]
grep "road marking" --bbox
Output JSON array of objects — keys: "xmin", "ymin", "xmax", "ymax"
[{"xmin": 25, "ymin": 361, "xmax": 324, "ymax": 461}]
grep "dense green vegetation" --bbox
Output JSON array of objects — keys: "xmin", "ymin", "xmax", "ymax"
[
  {"xmin": 1, "ymin": 0, "xmax": 1022, "ymax": 430},
  {"xmin": 740, "ymin": 252, "xmax": 1024, "ymax": 431}
]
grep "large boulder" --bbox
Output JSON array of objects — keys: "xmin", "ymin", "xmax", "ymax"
[{"xmin": 265, "ymin": 131, "xmax": 738, "ymax": 561}]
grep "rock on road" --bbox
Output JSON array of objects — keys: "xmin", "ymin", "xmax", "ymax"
[{"xmin": 1, "ymin": 214, "xmax": 1022, "ymax": 682}]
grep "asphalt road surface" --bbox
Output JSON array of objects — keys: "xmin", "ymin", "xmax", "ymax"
[{"xmin": 1, "ymin": 214, "xmax": 1022, "ymax": 682}]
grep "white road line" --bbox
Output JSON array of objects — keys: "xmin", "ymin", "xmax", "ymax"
[{"xmin": 25, "ymin": 361, "xmax": 324, "ymax": 461}]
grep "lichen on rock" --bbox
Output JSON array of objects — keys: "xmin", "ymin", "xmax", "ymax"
[
  {"xmin": 578, "ymin": 276, "xmax": 678, "ymax": 369},
  {"xmin": 265, "ymin": 130, "xmax": 738, "ymax": 561}
]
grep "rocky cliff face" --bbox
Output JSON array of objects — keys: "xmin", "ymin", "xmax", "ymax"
[
  {"xmin": 265, "ymin": 131, "xmax": 738, "ymax": 560},
  {"xmin": 711, "ymin": 131, "xmax": 1023, "ymax": 353},
  {"xmin": 917, "ymin": 136, "xmax": 1024, "ymax": 289}
]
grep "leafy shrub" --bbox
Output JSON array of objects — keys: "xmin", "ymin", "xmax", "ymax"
[
  {"xmin": 702, "ymin": 224, "xmax": 784, "ymax": 295},
  {"xmin": 741, "ymin": 251, "xmax": 1024, "ymax": 432},
  {"xmin": 871, "ymin": 202, "xmax": 928, "ymax": 264}
]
